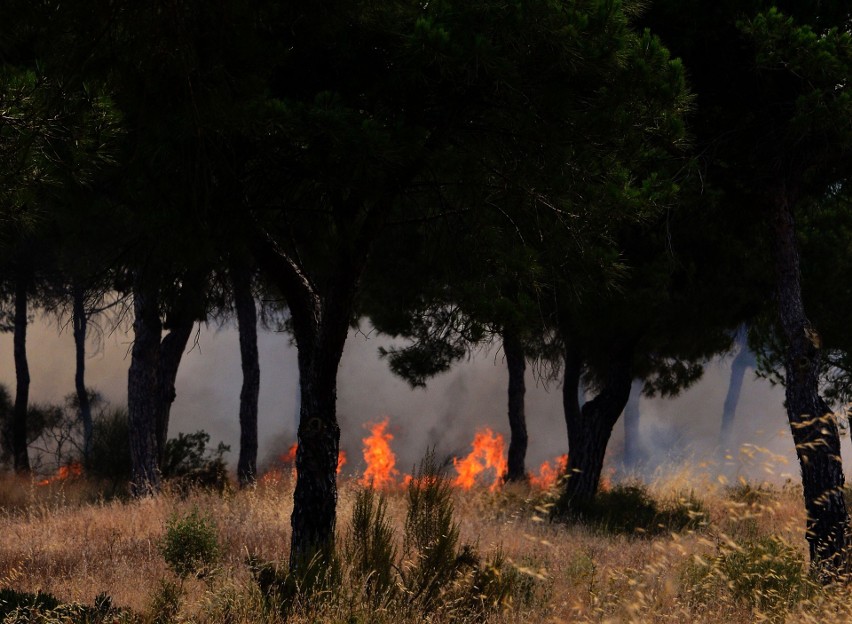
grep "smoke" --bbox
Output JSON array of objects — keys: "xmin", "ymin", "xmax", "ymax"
[{"xmin": 0, "ymin": 316, "xmax": 837, "ymax": 485}]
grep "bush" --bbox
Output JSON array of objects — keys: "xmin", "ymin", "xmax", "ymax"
[
  {"xmin": 159, "ymin": 508, "xmax": 220, "ymax": 581},
  {"xmin": 87, "ymin": 408, "xmax": 132, "ymax": 489},
  {"xmin": 565, "ymin": 483, "xmax": 706, "ymax": 535},
  {"xmin": 346, "ymin": 487, "xmax": 398, "ymax": 606},
  {"xmin": 682, "ymin": 535, "xmax": 817, "ymax": 616},
  {"xmin": 162, "ymin": 431, "xmax": 229, "ymax": 492}
]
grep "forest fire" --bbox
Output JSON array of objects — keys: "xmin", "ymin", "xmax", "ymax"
[
  {"xmin": 36, "ymin": 462, "xmax": 83, "ymax": 487},
  {"xmin": 529, "ymin": 454, "xmax": 569, "ymax": 489},
  {"xmin": 452, "ymin": 428, "xmax": 508, "ymax": 491},
  {"xmin": 259, "ymin": 443, "xmax": 347, "ymax": 485},
  {"xmin": 360, "ymin": 419, "xmax": 399, "ymax": 489},
  {"xmin": 260, "ymin": 419, "xmax": 578, "ymax": 493}
]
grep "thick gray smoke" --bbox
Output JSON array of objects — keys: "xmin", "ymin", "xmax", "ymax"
[{"xmin": 0, "ymin": 317, "xmax": 835, "ymax": 484}]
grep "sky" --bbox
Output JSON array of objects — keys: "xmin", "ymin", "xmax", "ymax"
[{"xmin": 0, "ymin": 314, "xmax": 838, "ymax": 485}]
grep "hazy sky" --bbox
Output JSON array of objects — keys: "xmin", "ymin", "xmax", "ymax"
[{"xmin": 0, "ymin": 315, "xmax": 840, "ymax": 484}]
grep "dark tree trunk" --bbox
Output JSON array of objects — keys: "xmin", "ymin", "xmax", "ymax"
[
  {"xmin": 12, "ymin": 276, "xmax": 30, "ymax": 474},
  {"xmin": 290, "ymin": 352, "xmax": 343, "ymax": 569},
  {"xmin": 503, "ymin": 330, "xmax": 528, "ymax": 482},
  {"xmin": 127, "ymin": 286, "xmax": 162, "ymax": 495},
  {"xmin": 233, "ymin": 266, "xmax": 260, "ymax": 487},
  {"xmin": 155, "ymin": 320, "xmax": 193, "ymax": 467},
  {"xmin": 72, "ymin": 283, "xmax": 93, "ymax": 462},
  {"xmin": 560, "ymin": 343, "xmax": 633, "ymax": 506},
  {"xmin": 770, "ymin": 190, "xmax": 849, "ymax": 578},
  {"xmin": 622, "ymin": 379, "xmax": 643, "ymax": 469},
  {"xmin": 719, "ymin": 332, "xmax": 754, "ymax": 455}
]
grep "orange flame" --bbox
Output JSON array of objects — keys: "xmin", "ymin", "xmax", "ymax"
[
  {"xmin": 360, "ymin": 419, "xmax": 399, "ymax": 489},
  {"xmin": 259, "ymin": 443, "xmax": 346, "ymax": 485},
  {"xmin": 529, "ymin": 454, "xmax": 568, "ymax": 489},
  {"xmin": 36, "ymin": 462, "xmax": 83, "ymax": 487},
  {"xmin": 452, "ymin": 428, "xmax": 507, "ymax": 491}
]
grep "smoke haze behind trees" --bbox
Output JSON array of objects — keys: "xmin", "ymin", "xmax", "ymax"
[{"xmin": 0, "ymin": 316, "xmax": 823, "ymax": 484}]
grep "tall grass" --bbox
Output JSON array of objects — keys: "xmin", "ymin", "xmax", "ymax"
[{"xmin": 1, "ymin": 469, "xmax": 852, "ymax": 622}]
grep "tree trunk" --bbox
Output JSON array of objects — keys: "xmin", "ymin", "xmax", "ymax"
[
  {"xmin": 12, "ymin": 276, "xmax": 30, "ymax": 474},
  {"xmin": 233, "ymin": 266, "xmax": 260, "ymax": 487},
  {"xmin": 72, "ymin": 283, "xmax": 93, "ymax": 463},
  {"xmin": 155, "ymin": 320, "xmax": 194, "ymax": 467},
  {"xmin": 560, "ymin": 343, "xmax": 633, "ymax": 506},
  {"xmin": 622, "ymin": 379, "xmax": 643, "ymax": 470},
  {"xmin": 770, "ymin": 190, "xmax": 849, "ymax": 578},
  {"xmin": 127, "ymin": 286, "xmax": 162, "ymax": 496},
  {"xmin": 290, "ymin": 353, "xmax": 343, "ymax": 569},
  {"xmin": 719, "ymin": 331, "xmax": 754, "ymax": 455},
  {"xmin": 503, "ymin": 330, "xmax": 528, "ymax": 482}
]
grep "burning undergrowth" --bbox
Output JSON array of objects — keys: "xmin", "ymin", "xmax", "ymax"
[{"xmin": 260, "ymin": 416, "xmax": 572, "ymax": 493}]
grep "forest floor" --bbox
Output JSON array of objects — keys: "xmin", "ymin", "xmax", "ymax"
[{"xmin": 0, "ymin": 468, "xmax": 849, "ymax": 623}]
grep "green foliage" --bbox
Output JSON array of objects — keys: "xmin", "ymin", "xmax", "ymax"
[
  {"xmin": 682, "ymin": 536, "xmax": 817, "ymax": 616},
  {"xmin": 86, "ymin": 408, "xmax": 132, "ymax": 489},
  {"xmin": 148, "ymin": 579, "xmax": 181, "ymax": 624},
  {"xmin": 346, "ymin": 488, "xmax": 398, "ymax": 605},
  {"xmin": 161, "ymin": 431, "xmax": 230, "ymax": 492},
  {"xmin": 159, "ymin": 508, "xmax": 220, "ymax": 581},
  {"xmin": 0, "ymin": 589, "xmax": 60, "ymax": 619},
  {"xmin": 565, "ymin": 483, "xmax": 707, "ymax": 536}
]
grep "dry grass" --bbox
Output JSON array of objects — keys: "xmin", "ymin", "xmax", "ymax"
[{"xmin": 1, "ymin": 470, "xmax": 852, "ymax": 623}]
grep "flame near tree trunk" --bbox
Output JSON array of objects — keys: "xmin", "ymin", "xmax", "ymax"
[
  {"xmin": 452, "ymin": 428, "xmax": 508, "ymax": 491},
  {"xmin": 36, "ymin": 462, "xmax": 83, "ymax": 487}
]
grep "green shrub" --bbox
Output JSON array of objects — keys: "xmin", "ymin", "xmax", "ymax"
[
  {"xmin": 345, "ymin": 487, "xmax": 398, "ymax": 606},
  {"xmin": 159, "ymin": 508, "xmax": 220, "ymax": 581},
  {"xmin": 149, "ymin": 579, "xmax": 182, "ymax": 624},
  {"xmin": 0, "ymin": 589, "xmax": 60, "ymax": 618},
  {"xmin": 162, "ymin": 431, "xmax": 230, "ymax": 492},
  {"xmin": 565, "ymin": 483, "xmax": 706, "ymax": 535},
  {"xmin": 87, "ymin": 408, "xmax": 132, "ymax": 490},
  {"xmin": 682, "ymin": 536, "xmax": 817, "ymax": 616}
]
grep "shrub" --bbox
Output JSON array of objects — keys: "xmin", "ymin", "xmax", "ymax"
[
  {"xmin": 0, "ymin": 589, "xmax": 60, "ymax": 618},
  {"xmin": 87, "ymin": 408, "xmax": 132, "ymax": 490},
  {"xmin": 161, "ymin": 431, "xmax": 230, "ymax": 492},
  {"xmin": 682, "ymin": 535, "xmax": 817, "ymax": 616},
  {"xmin": 159, "ymin": 508, "xmax": 220, "ymax": 581},
  {"xmin": 345, "ymin": 487, "xmax": 398, "ymax": 606},
  {"xmin": 565, "ymin": 482, "xmax": 706, "ymax": 535}
]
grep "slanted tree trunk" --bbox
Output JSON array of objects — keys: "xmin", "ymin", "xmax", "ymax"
[
  {"xmin": 254, "ymin": 223, "xmax": 373, "ymax": 572},
  {"xmin": 12, "ymin": 275, "xmax": 30, "ymax": 474},
  {"xmin": 719, "ymin": 331, "xmax": 754, "ymax": 455},
  {"xmin": 560, "ymin": 343, "xmax": 633, "ymax": 506},
  {"xmin": 72, "ymin": 283, "xmax": 93, "ymax": 463},
  {"xmin": 770, "ymin": 189, "xmax": 848, "ymax": 578},
  {"xmin": 233, "ymin": 266, "xmax": 260, "ymax": 487},
  {"xmin": 503, "ymin": 330, "xmax": 528, "ymax": 482},
  {"xmin": 127, "ymin": 285, "xmax": 162, "ymax": 495},
  {"xmin": 622, "ymin": 379, "xmax": 643, "ymax": 470},
  {"xmin": 155, "ymin": 320, "xmax": 194, "ymax": 467}
]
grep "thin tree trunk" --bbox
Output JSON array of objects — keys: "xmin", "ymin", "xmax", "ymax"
[
  {"xmin": 72, "ymin": 283, "xmax": 93, "ymax": 463},
  {"xmin": 622, "ymin": 379, "xmax": 643, "ymax": 469},
  {"xmin": 503, "ymin": 330, "xmax": 528, "ymax": 482},
  {"xmin": 12, "ymin": 276, "xmax": 30, "ymax": 474},
  {"xmin": 233, "ymin": 266, "xmax": 260, "ymax": 487},
  {"xmin": 127, "ymin": 285, "xmax": 162, "ymax": 496},
  {"xmin": 560, "ymin": 343, "xmax": 633, "ymax": 506},
  {"xmin": 770, "ymin": 190, "xmax": 849, "ymax": 578},
  {"xmin": 719, "ymin": 332, "xmax": 753, "ymax": 455},
  {"xmin": 155, "ymin": 320, "xmax": 193, "ymax": 467}
]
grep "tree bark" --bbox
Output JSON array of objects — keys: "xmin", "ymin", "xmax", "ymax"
[
  {"xmin": 503, "ymin": 330, "xmax": 528, "ymax": 482},
  {"xmin": 233, "ymin": 265, "xmax": 260, "ymax": 487},
  {"xmin": 155, "ymin": 320, "xmax": 193, "ymax": 467},
  {"xmin": 770, "ymin": 190, "xmax": 849, "ymax": 578},
  {"xmin": 12, "ymin": 276, "xmax": 30, "ymax": 474},
  {"xmin": 622, "ymin": 379, "xmax": 643, "ymax": 469},
  {"xmin": 560, "ymin": 342, "xmax": 633, "ymax": 506},
  {"xmin": 72, "ymin": 283, "xmax": 93, "ymax": 463},
  {"xmin": 127, "ymin": 285, "xmax": 162, "ymax": 495}
]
